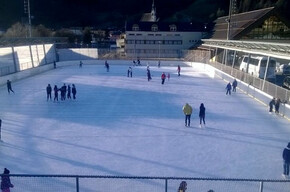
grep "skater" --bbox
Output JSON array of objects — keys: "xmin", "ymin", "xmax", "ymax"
[
  {"xmin": 177, "ymin": 65, "xmax": 181, "ymax": 76},
  {"xmin": 199, "ymin": 103, "xmax": 206, "ymax": 127},
  {"xmin": 79, "ymin": 61, "xmax": 83, "ymax": 68},
  {"xmin": 60, "ymin": 84, "xmax": 67, "ymax": 101},
  {"xmin": 105, "ymin": 60, "xmax": 109, "ymax": 72},
  {"xmin": 137, "ymin": 58, "xmax": 141, "ymax": 65},
  {"xmin": 147, "ymin": 69, "xmax": 152, "ymax": 81},
  {"xmin": 53, "ymin": 61, "xmax": 56, "ymax": 69},
  {"xmin": 6, "ymin": 80, "xmax": 14, "ymax": 94},
  {"xmin": 178, "ymin": 181, "xmax": 187, "ymax": 192},
  {"xmin": 269, "ymin": 98, "xmax": 275, "ymax": 112},
  {"xmin": 225, "ymin": 82, "xmax": 232, "ymax": 95},
  {"xmin": 72, "ymin": 84, "xmax": 77, "ymax": 99},
  {"xmin": 127, "ymin": 67, "xmax": 132, "ymax": 77},
  {"xmin": 67, "ymin": 84, "xmax": 71, "ymax": 99},
  {"xmin": 1, "ymin": 168, "xmax": 14, "ymax": 192},
  {"xmin": 275, "ymin": 98, "xmax": 281, "ymax": 114},
  {"xmin": 182, "ymin": 103, "xmax": 192, "ymax": 127},
  {"xmin": 158, "ymin": 60, "xmax": 161, "ymax": 68},
  {"xmin": 46, "ymin": 84, "xmax": 52, "ymax": 101},
  {"xmin": 53, "ymin": 85, "xmax": 59, "ymax": 102},
  {"xmin": 232, "ymin": 79, "xmax": 238, "ymax": 92},
  {"xmin": 161, "ymin": 72, "xmax": 166, "ymax": 84},
  {"xmin": 282, "ymin": 142, "xmax": 290, "ymax": 178}
]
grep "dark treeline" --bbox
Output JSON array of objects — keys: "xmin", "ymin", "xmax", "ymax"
[{"xmin": 0, "ymin": 0, "xmax": 288, "ymax": 30}]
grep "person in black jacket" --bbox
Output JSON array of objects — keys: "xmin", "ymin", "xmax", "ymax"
[
  {"xmin": 6, "ymin": 80, "xmax": 14, "ymax": 94},
  {"xmin": 199, "ymin": 103, "xmax": 206, "ymax": 127},
  {"xmin": 269, "ymin": 98, "xmax": 275, "ymax": 112},
  {"xmin": 46, "ymin": 84, "xmax": 52, "ymax": 101},
  {"xmin": 1, "ymin": 168, "xmax": 14, "ymax": 192},
  {"xmin": 282, "ymin": 142, "xmax": 290, "ymax": 178},
  {"xmin": 53, "ymin": 85, "xmax": 59, "ymax": 102},
  {"xmin": 178, "ymin": 181, "xmax": 187, "ymax": 192},
  {"xmin": 67, "ymin": 84, "xmax": 71, "ymax": 99},
  {"xmin": 232, "ymin": 79, "xmax": 238, "ymax": 92},
  {"xmin": 72, "ymin": 84, "xmax": 77, "ymax": 100}
]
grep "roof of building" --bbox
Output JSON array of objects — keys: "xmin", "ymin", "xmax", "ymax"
[
  {"xmin": 126, "ymin": 21, "xmax": 209, "ymax": 32},
  {"xmin": 140, "ymin": 13, "xmax": 156, "ymax": 22},
  {"xmin": 212, "ymin": 7, "xmax": 275, "ymax": 40}
]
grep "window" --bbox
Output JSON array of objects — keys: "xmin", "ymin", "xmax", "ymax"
[
  {"xmin": 132, "ymin": 24, "xmax": 139, "ymax": 31},
  {"xmin": 151, "ymin": 24, "xmax": 158, "ymax": 31},
  {"xmin": 169, "ymin": 24, "xmax": 177, "ymax": 32}
]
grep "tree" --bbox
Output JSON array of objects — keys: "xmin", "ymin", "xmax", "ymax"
[
  {"xmin": 53, "ymin": 29, "xmax": 77, "ymax": 43},
  {"xmin": 33, "ymin": 25, "xmax": 53, "ymax": 37},
  {"xmin": 3, "ymin": 22, "xmax": 28, "ymax": 37},
  {"xmin": 82, "ymin": 27, "xmax": 92, "ymax": 45}
]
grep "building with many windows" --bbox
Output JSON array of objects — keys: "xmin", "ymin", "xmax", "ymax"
[
  {"xmin": 211, "ymin": 7, "xmax": 290, "ymax": 41},
  {"xmin": 125, "ymin": 1, "xmax": 209, "ymax": 58}
]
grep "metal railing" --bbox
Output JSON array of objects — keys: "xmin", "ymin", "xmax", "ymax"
[
  {"xmin": 2, "ymin": 174, "xmax": 290, "ymax": 192},
  {"xmin": 183, "ymin": 50, "xmax": 290, "ymax": 105},
  {"xmin": 209, "ymin": 61, "xmax": 290, "ymax": 104}
]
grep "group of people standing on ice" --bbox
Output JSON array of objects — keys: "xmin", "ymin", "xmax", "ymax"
[
  {"xmin": 46, "ymin": 83, "xmax": 77, "ymax": 101},
  {"xmin": 269, "ymin": 97, "xmax": 281, "ymax": 114},
  {"xmin": 225, "ymin": 79, "xmax": 238, "ymax": 95},
  {"xmin": 182, "ymin": 103, "xmax": 206, "ymax": 128}
]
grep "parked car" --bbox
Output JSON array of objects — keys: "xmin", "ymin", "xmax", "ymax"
[
  {"xmin": 239, "ymin": 56, "xmax": 276, "ymax": 78},
  {"xmin": 282, "ymin": 76, "xmax": 290, "ymax": 89},
  {"xmin": 278, "ymin": 64, "xmax": 290, "ymax": 75}
]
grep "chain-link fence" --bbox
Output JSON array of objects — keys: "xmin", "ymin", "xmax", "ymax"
[{"xmin": 2, "ymin": 175, "xmax": 290, "ymax": 192}]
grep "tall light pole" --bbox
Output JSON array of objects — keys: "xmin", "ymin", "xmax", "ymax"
[
  {"xmin": 225, "ymin": 0, "xmax": 233, "ymax": 66},
  {"xmin": 24, "ymin": 0, "xmax": 32, "ymax": 38},
  {"xmin": 226, "ymin": 0, "xmax": 233, "ymax": 41},
  {"xmin": 158, "ymin": 41, "xmax": 161, "ymax": 61}
]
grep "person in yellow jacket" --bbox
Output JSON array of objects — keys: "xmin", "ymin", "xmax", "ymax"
[{"xmin": 182, "ymin": 103, "xmax": 192, "ymax": 127}]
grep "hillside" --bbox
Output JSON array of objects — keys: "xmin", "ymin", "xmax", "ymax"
[{"xmin": 0, "ymin": 0, "xmax": 288, "ymax": 30}]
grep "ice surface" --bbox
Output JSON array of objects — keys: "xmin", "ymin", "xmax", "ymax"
[{"xmin": 0, "ymin": 60, "xmax": 289, "ymax": 180}]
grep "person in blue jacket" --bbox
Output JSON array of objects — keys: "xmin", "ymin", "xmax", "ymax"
[{"xmin": 226, "ymin": 82, "xmax": 232, "ymax": 95}]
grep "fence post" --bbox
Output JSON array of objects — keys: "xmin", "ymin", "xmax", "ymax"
[
  {"xmin": 76, "ymin": 176, "xmax": 79, "ymax": 192},
  {"xmin": 0, "ymin": 119, "xmax": 2, "ymax": 140},
  {"xmin": 165, "ymin": 178, "xmax": 168, "ymax": 192},
  {"xmin": 259, "ymin": 181, "xmax": 264, "ymax": 192}
]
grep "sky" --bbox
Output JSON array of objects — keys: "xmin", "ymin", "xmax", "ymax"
[{"xmin": 0, "ymin": 60, "xmax": 290, "ymax": 191}]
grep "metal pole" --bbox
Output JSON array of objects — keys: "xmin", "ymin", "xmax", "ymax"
[
  {"xmin": 159, "ymin": 41, "xmax": 161, "ymax": 61},
  {"xmin": 227, "ymin": 0, "xmax": 233, "ymax": 40},
  {"xmin": 0, "ymin": 119, "xmax": 2, "ymax": 140},
  {"xmin": 76, "ymin": 176, "xmax": 79, "ymax": 192},
  {"xmin": 262, "ymin": 56, "xmax": 270, "ymax": 91},
  {"xmin": 231, "ymin": 50, "xmax": 236, "ymax": 75},
  {"xmin": 259, "ymin": 181, "xmax": 264, "ymax": 192},
  {"xmin": 24, "ymin": 0, "xmax": 32, "ymax": 38},
  {"xmin": 134, "ymin": 37, "xmax": 136, "ymax": 60},
  {"xmin": 215, "ymin": 47, "xmax": 218, "ymax": 66},
  {"xmin": 165, "ymin": 179, "xmax": 168, "ymax": 192}
]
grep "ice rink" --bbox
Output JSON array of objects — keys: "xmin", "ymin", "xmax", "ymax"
[{"xmin": 0, "ymin": 60, "xmax": 289, "ymax": 180}]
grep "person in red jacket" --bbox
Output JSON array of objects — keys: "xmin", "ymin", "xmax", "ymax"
[{"xmin": 161, "ymin": 72, "xmax": 166, "ymax": 84}]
